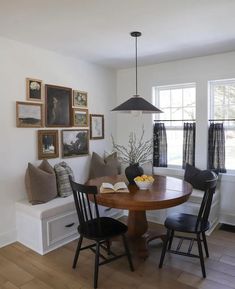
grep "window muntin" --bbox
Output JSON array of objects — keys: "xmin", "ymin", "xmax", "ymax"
[
  {"xmin": 153, "ymin": 83, "xmax": 196, "ymax": 166},
  {"xmin": 210, "ymin": 79, "xmax": 235, "ymax": 170}
]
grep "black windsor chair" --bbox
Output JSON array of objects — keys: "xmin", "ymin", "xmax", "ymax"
[
  {"xmin": 159, "ymin": 172, "xmax": 218, "ymax": 278},
  {"xmin": 70, "ymin": 178, "xmax": 134, "ymax": 289}
]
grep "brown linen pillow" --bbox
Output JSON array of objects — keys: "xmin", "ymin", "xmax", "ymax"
[
  {"xmin": 89, "ymin": 152, "xmax": 120, "ymax": 179},
  {"xmin": 25, "ymin": 159, "xmax": 57, "ymax": 205}
]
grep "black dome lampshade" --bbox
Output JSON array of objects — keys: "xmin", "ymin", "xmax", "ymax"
[{"xmin": 111, "ymin": 31, "xmax": 163, "ymax": 114}]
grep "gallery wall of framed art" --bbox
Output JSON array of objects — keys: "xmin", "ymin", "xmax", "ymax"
[{"xmin": 15, "ymin": 77, "xmax": 105, "ymax": 159}]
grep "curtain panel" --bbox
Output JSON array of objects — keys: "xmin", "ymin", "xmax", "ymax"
[
  {"xmin": 208, "ymin": 123, "xmax": 226, "ymax": 173},
  {"xmin": 182, "ymin": 122, "xmax": 196, "ymax": 169},
  {"xmin": 153, "ymin": 123, "xmax": 167, "ymax": 167}
]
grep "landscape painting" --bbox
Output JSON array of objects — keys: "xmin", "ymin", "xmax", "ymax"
[
  {"xmin": 16, "ymin": 101, "xmax": 43, "ymax": 127},
  {"xmin": 73, "ymin": 108, "xmax": 89, "ymax": 127},
  {"xmin": 61, "ymin": 129, "xmax": 89, "ymax": 158}
]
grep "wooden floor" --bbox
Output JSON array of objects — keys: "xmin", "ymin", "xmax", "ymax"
[{"xmin": 0, "ymin": 221, "xmax": 235, "ymax": 289}]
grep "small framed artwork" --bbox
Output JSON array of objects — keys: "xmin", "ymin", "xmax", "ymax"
[
  {"xmin": 26, "ymin": 78, "xmax": 42, "ymax": 101},
  {"xmin": 61, "ymin": 129, "xmax": 89, "ymax": 158},
  {"xmin": 16, "ymin": 101, "xmax": 43, "ymax": 127},
  {"xmin": 45, "ymin": 84, "xmax": 72, "ymax": 127},
  {"xmin": 90, "ymin": 114, "xmax": 104, "ymax": 139},
  {"xmin": 38, "ymin": 130, "xmax": 59, "ymax": 159},
  {"xmin": 73, "ymin": 108, "xmax": 89, "ymax": 127},
  {"xmin": 73, "ymin": 90, "xmax": 88, "ymax": 108}
]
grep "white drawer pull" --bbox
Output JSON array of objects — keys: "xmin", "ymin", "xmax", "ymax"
[{"xmin": 65, "ymin": 222, "xmax": 75, "ymax": 228}]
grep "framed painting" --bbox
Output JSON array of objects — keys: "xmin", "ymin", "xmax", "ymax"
[
  {"xmin": 90, "ymin": 114, "xmax": 104, "ymax": 139},
  {"xmin": 73, "ymin": 90, "xmax": 88, "ymax": 108},
  {"xmin": 26, "ymin": 78, "xmax": 42, "ymax": 101},
  {"xmin": 45, "ymin": 84, "xmax": 72, "ymax": 127},
  {"xmin": 16, "ymin": 101, "xmax": 43, "ymax": 127},
  {"xmin": 38, "ymin": 130, "xmax": 59, "ymax": 159},
  {"xmin": 73, "ymin": 108, "xmax": 89, "ymax": 127},
  {"xmin": 61, "ymin": 129, "xmax": 89, "ymax": 158}
]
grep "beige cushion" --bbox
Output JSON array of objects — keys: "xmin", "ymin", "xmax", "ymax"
[
  {"xmin": 54, "ymin": 162, "xmax": 74, "ymax": 197},
  {"xmin": 25, "ymin": 160, "xmax": 57, "ymax": 205},
  {"xmin": 89, "ymin": 152, "xmax": 121, "ymax": 179}
]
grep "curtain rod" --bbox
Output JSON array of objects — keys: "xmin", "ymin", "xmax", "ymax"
[
  {"xmin": 154, "ymin": 119, "xmax": 195, "ymax": 122},
  {"xmin": 154, "ymin": 118, "xmax": 235, "ymax": 122},
  {"xmin": 209, "ymin": 118, "xmax": 235, "ymax": 121}
]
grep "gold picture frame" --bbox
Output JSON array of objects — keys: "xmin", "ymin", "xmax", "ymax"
[
  {"xmin": 16, "ymin": 101, "xmax": 43, "ymax": 128},
  {"xmin": 38, "ymin": 130, "xmax": 59, "ymax": 159},
  {"xmin": 73, "ymin": 108, "xmax": 89, "ymax": 127},
  {"xmin": 73, "ymin": 90, "xmax": 88, "ymax": 108},
  {"xmin": 26, "ymin": 78, "xmax": 42, "ymax": 101}
]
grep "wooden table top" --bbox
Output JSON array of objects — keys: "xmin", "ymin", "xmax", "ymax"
[{"xmin": 86, "ymin": 175, "xmax": 192, "ymax": 211}]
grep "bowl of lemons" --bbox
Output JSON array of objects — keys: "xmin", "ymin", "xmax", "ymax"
[{"xmin": 134, "ymin": 175, "xmax": 154, "ymax": 190}]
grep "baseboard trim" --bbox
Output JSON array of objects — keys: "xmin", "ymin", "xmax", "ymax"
[
  {"xmin": 0, "ymin": 229, "xmax": 17, "ymax": 248},
  {"xmin": 219, "ymin": 212, "xmax": 235, "ymax": 226}
]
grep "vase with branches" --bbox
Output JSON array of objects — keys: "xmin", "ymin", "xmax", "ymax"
[{"xmin": 111, "ymin": 127, "xmax": 153, "ymax": 184}]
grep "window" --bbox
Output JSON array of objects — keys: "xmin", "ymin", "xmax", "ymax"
[
  {"xmin": 153, "ymin": 83, "xmax": 196, "ymax": 166},
  {"xmin": 209, "ymin": 79, "xmax": 235, "ymax": 170}
]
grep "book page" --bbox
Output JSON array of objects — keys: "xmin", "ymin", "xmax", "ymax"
[
  {"xmin": 100, "ymin": 182, "xmax": 129, "ymax": 193},
  {"xmin": 113, "ymin": 182, "xmax": 128, "ymax": 191},
  {"xmin": 102, "ymin": 182, "xmax": 114, "ymax": 190}
]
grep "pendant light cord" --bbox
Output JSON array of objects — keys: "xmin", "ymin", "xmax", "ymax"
[{"xmin": 135, "ymin": 35, "xmax": 138, "ymax": 96}]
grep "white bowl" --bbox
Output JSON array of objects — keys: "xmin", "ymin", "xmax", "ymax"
[{"xmin": 134, "ymin": 180, "xmax": 154, "ymax": 190}]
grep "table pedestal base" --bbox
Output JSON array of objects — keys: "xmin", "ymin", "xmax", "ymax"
[{"xmin": 127, "ymin": 210, "xmax": 165, "ymax": 258}]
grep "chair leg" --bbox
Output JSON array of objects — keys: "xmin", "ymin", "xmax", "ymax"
[
  {"xmin": 73, "ymin": 235, "xmax": 83, "ymax": 269},
  {"xmin": 159, "ymin": 229, "xmax": 171, "ymax": 268},
  {"xmin": 122, "ymin": 234, "xmax": 134, "ymax": 271},
  {"xmin": 202, "ymin": 232, "xmax": 209, "ymax": 258},
  {"xmin": 196, "ymin": 233, "xmax": 206, "ymax": 278},
  {"xmin": 94, "ymin": 242, "xmax": 100, "ymax": 289},
  {"xmin": 168, "ymin": 230, "xmax": 174, "ymax": 250}
]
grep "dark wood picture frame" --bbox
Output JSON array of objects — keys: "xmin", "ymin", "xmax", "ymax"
[
  {"xmin": 73, "ymin": 108, "xmax": 89, "ymax": 127},
  {"xmin": 61, "ymin": 129, "xmax": 89, "ymax": 158},
  {"xmin": 16, "ymin": 101, "xmax": 43, "ymax": 128},
  {"xmin": 45, "ymin": 84, "xmax": 72, "ymax": 127},
  {"xmin": 26, "ymin": 78, "xmax": 42, "ymax": 101},
  {"xmin": 73, "ymin": 90, "xmax": 88, "ymax": 108},
  {"xmin": 38, "ymin": 130, "xmax": 59, "ymax": 159},
  {"xmin": 90, "ymin": 114, "xmax": 104, "ymax": 139}
]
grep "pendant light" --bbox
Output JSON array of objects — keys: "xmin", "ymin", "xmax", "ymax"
[{"xmin": 112, "ymin": 31, "xmax": 163, "ymax": 114}]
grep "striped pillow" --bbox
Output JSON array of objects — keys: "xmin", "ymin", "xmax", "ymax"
[{"xmin": 54, "ymin": 162, "xmax": 74, "ymax": 197}]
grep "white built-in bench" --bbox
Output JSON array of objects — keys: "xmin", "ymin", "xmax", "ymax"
[
  {"xmin": 16, "ymin": 195, "xmax": 78, "ymax": 255},
  {"xmin": 15, "ymin": 195, "xmax": 122, "ymax": 255}
]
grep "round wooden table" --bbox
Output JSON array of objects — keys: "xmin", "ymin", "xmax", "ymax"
[{"xmin": 86, "ymin": 175, "xmax": 192, "ymax": 258}]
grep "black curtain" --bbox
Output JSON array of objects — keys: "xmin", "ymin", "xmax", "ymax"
[
  {"xmin": 208, "ymin": 123, "xmax": 226, "ymax": 173},
  {"xmin": 182, "ymin": 122, "xmax": 196, "ymax": 169},
  {"xmin": 153, "ymin": 123, "xmax": 167, "ymax": 167}
]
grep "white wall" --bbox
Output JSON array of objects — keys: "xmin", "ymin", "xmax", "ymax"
[
  {"xmin": 116, "ymin": 51, "xmax": 235, "ymax": 225},
  {"xmin": 0, "ymin": 36, "xmax": 117, "ymax": 247}
]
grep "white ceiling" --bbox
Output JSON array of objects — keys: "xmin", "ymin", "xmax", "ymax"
[{"xmin": 1, "ymin": 0, "xmax": 235, "ymax": 69}]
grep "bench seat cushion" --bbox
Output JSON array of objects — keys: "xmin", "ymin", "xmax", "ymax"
[{"xmin": 15, "ymin": 195, "xmax": 75, "ymax": 219}]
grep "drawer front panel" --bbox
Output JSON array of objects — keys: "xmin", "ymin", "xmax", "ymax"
[{"xmin": 47, "ymin": 211, "xmax": 78, "ymax": 246}]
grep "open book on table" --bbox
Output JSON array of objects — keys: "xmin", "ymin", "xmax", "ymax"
[{"xmin": 100, "ymin": 182, "xmax": 129, "ymax": 193}]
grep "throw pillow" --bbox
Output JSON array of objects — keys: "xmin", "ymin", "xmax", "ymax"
[
  {"xmin": 25, "ymin": 159, "xmax": 57, "ymax": 205},
  {"xmin": 89, "ymin": 152, "xmax": 121, "ymax": 179},
  {"xmin": 184, "ymin": 163, "xmax": 215, "ymax": 190},
  {"xmin": 54, "ymin": 162, "xmax": 74, "ymax": 197}
]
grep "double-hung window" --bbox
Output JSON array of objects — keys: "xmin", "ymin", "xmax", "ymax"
[
  {"xmin": 153, "ymin": 83, "xmax": 196, "ymax": 167},
  {"xmin": 209, "ymin": 79, "xmax": 235, "ymax": 171}
]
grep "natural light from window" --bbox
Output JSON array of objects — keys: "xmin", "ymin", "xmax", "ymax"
[
  {"xmin": 153, "ymin": 83, "xmax": 196, "ymax": 167},
  {"xmin": 209, "ymin": 79, "xmax": 235, "ymax": 170}
]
